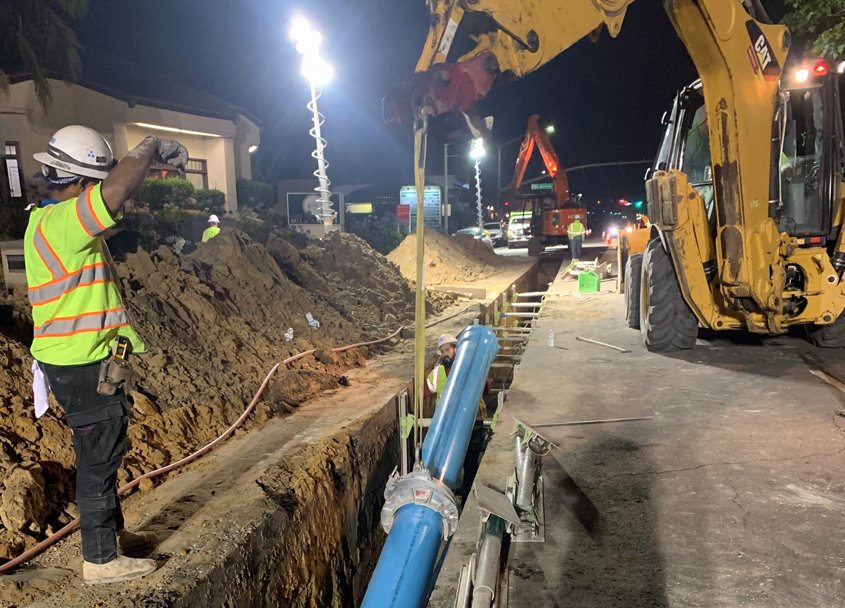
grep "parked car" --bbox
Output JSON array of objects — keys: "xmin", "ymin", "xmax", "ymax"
[
  {"xmin": 483, "ymin": 221, "xmax": 504, "ymax": 247},
  {"xmin": 455, "ymin": 226, "xmax": 493, "ymax": 248},
  {"xmin": 507, "ymin": 212, "xmax": 532, "ymax": 248}
]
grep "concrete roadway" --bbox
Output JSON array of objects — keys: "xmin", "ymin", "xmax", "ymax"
[{"xmin": 431, "ymin": 273, "xmax": 845, "ymax": 607}]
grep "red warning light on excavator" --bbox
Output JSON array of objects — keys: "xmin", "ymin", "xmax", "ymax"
[{"xmin": 813, "ymin": 60, "xmax": 829, "ymax": 76}]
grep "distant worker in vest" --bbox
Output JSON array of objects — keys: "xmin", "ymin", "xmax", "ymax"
[
  {"xmin": 567, "ymin": 214, "xmax": 586, "ymax": 260},
  {"xmin": 202, "ymin": 214, "xmax": 220, "ymax": 243},
  {"xmin": 25, "ymin": 125, "xmax": 187, "ymax": 584}
]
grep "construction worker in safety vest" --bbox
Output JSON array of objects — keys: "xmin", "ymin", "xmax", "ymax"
[
  {"xmin": 202, "ymin": 214, "xmax": 220, "ymax": 243},
  {"xmin": 423, "ymin": 332, "xmax": 489, "ymax": 503},
  {"xmin": 567, "ymin": 215, "xmax": 586, "ymax": 260},
  {"xmin": 25, "ymin": 125, "xmax": 187, "ymax": 585},
  {"xmin": 423, "ymin": 333, "xmax": 487, "ymax": 418}
]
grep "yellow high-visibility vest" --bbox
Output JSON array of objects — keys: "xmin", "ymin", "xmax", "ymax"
[
  {"xmin": 426, "ymin": 363, "xmax": 487, "ymax": 418},
  {"xmin": 24, "ymin": 184, "xmax": 145, "ymax": 365},
  {"xmin": 202, "ymin": 226, "xmax": 220, "ymax": 243}
]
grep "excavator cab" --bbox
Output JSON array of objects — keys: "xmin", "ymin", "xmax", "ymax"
[
  {"xmin": 778, "ymin": 63, "xmax": 844, "ymax": 241},
  {"xmin": 653, "ymin": 64, "xmax": 844, "ymax": 243}
]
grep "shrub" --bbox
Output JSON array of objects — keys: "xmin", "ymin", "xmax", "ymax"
[
  {"xmin": 346, "ymin": 215, "xmax": 407, "ymax": 255},
  {"xmin": 138, "ymin": 178, "xmax": 195, "ymax": 210},
  {"xmin": 194, "ymin": 188, "xmax": 225, "ymax": 209},
  {"xmin": 237, "ymin": 179, "xmax": 276, "ymax": 210}
]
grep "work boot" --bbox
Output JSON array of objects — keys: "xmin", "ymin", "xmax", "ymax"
[
  {"xmin": 83, "ymin": 555, "xmax": 157, "ymax": 585},
  {"xmin": 117, "ymin": 528, "xmax": 159, "ymax": 554}
]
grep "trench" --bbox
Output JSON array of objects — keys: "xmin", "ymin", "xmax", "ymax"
[{"xmin": 163, "ymin": 262, "xmax": 547, "ymax": 608}]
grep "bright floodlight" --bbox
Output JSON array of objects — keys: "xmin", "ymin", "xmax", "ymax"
[
  {"xmin": 544, "ymin": 124, "xmax": 555, "ymax": 135},
  {"xmin": 301, "ymin": 53, "xmax": 334, "ymax": 87},
  {"xmin": 469, "ymin": 138, "xmax": 486, "ymax": 160},
  {"xmin": 289, "ymin": 15, "xmax": 323, "ymax": 56},
  {"xmin": 289, "ymin": 15, "xmax": 311, "ymax": 41},
  {"xmin": 295, "ymin": 29, "xmax": 323, "ymax": 56},
  {"xmin": 795, "ymin": 68, "xmax": 809, "ymax": 82}
]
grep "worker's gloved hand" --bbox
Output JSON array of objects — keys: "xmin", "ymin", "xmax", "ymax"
[{"xmin": 154, "ymin": 138, "xmax": 189, "ymax": 171}]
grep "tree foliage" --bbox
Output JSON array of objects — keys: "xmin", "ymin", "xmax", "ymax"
[
  {"xmin": 0, "ymin": 0, "xmax": 89, "ymax": 110},
  {"xmin": 784, "ymin": 0, "xmax": 845, "ymax": 57}
]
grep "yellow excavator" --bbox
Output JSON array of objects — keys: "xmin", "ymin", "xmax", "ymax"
[{"xmin": 387, "ymin": 0, "xmax": 845, "ymax": 351}]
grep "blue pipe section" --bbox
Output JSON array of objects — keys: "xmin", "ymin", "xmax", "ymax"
[
  {"xmin": 361, "ymin": 505, "xmax": 444, "ymax": 608},
  {"xmin": 422, "ymin": 324, "xmax": 499, "ymax": 488},
  {"xmin": 361, "ymin": 325, "xmax": 498, "ymax": 608}
]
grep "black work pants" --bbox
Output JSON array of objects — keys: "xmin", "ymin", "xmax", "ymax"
[{"xmin": 42, "ymin": 361, "xmax": 129, "ymax": 564}]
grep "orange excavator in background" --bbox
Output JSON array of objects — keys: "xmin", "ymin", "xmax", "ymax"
[{"xmin": 506, "ymin": 115, "xmax": 588, "ymax": 256}]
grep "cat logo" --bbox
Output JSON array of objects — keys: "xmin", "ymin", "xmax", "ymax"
[{"xmin": 745, "ymin": 20, "xmax": 781, "ymax": 81}]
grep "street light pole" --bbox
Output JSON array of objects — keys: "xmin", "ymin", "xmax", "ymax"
[
  {"xmin": 443, "ymin": 142, "xmax": 449, "ymax": 234},
  {"xmin": 290, "ymin": 16, "xmax": 335, "ymax": 235},
  {"xmin": 496, "ymin": 134, "xmax": 524, "ymax": 205},
  {"xmin": 470, "ymin": 138, "xmax": 485, "ymax": 227}
]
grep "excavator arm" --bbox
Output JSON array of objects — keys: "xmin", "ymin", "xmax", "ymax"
[
  {"xmin": 385, "ymin": 0, "xmax": 636, "ymax": 128},
  {"xmin": 508, "ymin": 115, "xmax": 569, "ymax": 205}
]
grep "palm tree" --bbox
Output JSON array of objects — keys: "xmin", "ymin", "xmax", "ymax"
[{"xmin": 0, "ymin": 0, "xmax": 89, "ymax": 111}]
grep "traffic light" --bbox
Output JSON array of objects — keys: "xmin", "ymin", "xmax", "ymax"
[{"xmin": 634, "ymin": 200, "xmax": 643, "ymax": 209}]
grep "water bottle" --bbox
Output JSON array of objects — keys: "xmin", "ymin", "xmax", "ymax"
[{"xmin": 547, "ymin": 329, "xmax": 555, "ymax": 347}]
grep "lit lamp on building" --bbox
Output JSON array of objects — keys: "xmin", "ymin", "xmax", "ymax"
[{"xmin": 289, "ymin": 16, "xmax": 336, "ymax": 234}]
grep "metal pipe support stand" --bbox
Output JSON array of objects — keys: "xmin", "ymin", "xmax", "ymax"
[{"xmin": 509, "ymin": 418, "xmax": 556, "ymax": 543}]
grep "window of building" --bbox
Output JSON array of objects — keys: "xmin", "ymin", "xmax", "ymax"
[
  {"xmin": 4, "ymin": 142, "xmax": 25, "ymax": 199},
  {"xmin": 6, "ymin": 254, "xmax": 25, "ymax": 273},
  {"xmin": 184, "ymin": 158, "xmax": 208, "ymax": 189}
]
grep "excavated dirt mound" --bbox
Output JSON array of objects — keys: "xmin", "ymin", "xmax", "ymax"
[
  {"xmin": 0, "ymin": 228, "xmax": 446, "ymax": 564},
  {"xmin": 387, "ymin": 229, "xmax": 509, "ymax": 286},
  {"xmin": 266, "ymin": 231, "xmax": 449, "ymax": 339}
]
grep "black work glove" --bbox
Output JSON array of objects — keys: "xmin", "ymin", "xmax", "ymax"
[{"xmin": 154, "ymin": 137, "xmax": 189, "ymax": 171}]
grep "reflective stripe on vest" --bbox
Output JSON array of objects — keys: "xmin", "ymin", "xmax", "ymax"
[
  {"xmin": 33, "ymin": 222, "xmax": 68, "ymax": 279},
  {"xmin": 75, "ymin": 188, "xmax": 107, "ymax": 237},
  {"xmin": 33, "ymin": 307, "xmax": 130, "ymax": 339},
  {"xmin": 426, "ymin": 364, "xmax": 447, "ymax": 393},
  {"xmin": 28, "ymin": 262, "xmax": 119, "ymax": 306}
]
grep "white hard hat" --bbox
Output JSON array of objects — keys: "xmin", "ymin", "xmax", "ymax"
[
  {"xmin": 437, "ymin": 333, "xmax": 458, "ymax": 349},
  {"xmin": 33, "ymin": 125, "xmax": 113, "ymax": 180},
  {"xmin": 208, "ymin": 214, "xmax": 220, "ymax": 223}
]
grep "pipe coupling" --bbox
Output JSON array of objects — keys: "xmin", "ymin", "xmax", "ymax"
[{"xmin": 381, "ymin": 469, "xmax": 460, "ymax": 540}]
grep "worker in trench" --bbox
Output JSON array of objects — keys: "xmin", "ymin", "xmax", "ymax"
[
  {"xmin": 25, "ymin": 125, "xmax": 188, "ymax": 584},
  {"xmin": 424, "ymin": 333, "xmax": 490, "ymax": 502}
]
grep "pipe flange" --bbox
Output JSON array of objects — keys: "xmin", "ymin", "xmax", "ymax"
[{"xmin": 380, "ymin": 469, "xmax": 460, "ymax": 540}]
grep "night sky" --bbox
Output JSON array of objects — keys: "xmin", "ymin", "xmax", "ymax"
[{"xmin": 72, "ymin": 0, "xmax": 709, "ymax": 202}]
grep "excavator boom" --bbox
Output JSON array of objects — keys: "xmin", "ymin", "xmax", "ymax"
[{"xmin": 508, "ymin": 115, "xmax": 569, "ymax": 205}]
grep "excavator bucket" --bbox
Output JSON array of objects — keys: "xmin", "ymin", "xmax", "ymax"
[{"xmin": 382, "ymin": 52, "xmax": 500, "ymax": 140}]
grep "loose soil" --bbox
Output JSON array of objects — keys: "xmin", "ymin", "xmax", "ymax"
[
  {"xmin": 0, "ymin": 228, "xmax": 449, "ymax": 566},
  {"xmin": 387, "ymin": 229, "xmax": 510, "ymax": 286}
]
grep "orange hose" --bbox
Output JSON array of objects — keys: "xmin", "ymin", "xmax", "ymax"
[{"xmin": 0, "ymin": 326, "xmax": 405, "ymax": 574}]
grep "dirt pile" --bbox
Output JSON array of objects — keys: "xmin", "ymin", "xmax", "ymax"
[
  {"xmin": 266, "ymin": 231, "xmax": 449, "ymax": 338},
  {"xmin": 0, "ymin": 228, "xmax": 442, "ymax": 564},
  {"xmin": 387, "ymin": 229, "xmax": 509, "ymax": 286}
]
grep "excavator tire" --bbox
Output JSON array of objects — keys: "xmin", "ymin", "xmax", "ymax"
[
  {"xmin": 805, "ymin": 314, "xmax": 845, "ymax": 348},
  {"xmin": 639, "ymin": 239, "xmax": 698, "ymax": 352},
  {"xmin": 625, "ymin": 253, "xmax": 643, "ymax": 330}
]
